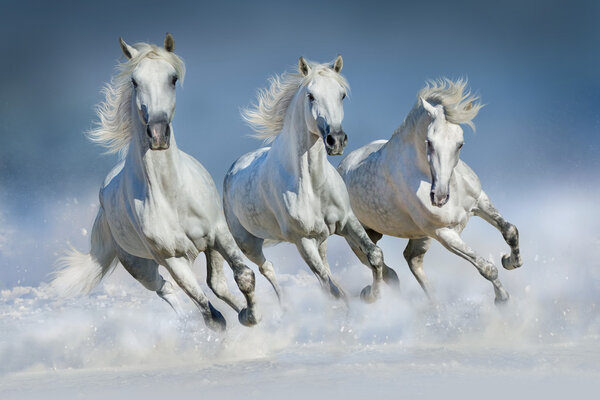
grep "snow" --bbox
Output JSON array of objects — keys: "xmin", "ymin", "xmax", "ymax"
[{"xmin": 1, "ymin": 186, "xmax": 599, "ymax": 399}]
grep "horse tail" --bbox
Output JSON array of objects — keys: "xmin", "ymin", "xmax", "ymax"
[{"xmin": 51, "ymin": 209, "xmax": 117, "ymax": 297}]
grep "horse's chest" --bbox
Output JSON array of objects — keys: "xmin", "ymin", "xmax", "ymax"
[
  {"xmin": 102, "ymin": 188, "xmax": 153, "ymax": 258},
  {"xmin": 103, "ymin": 187, "xmax": 200, "ymax": 259},
  {"xmin": 281, "ymin": 190, "xmax": 331, "ymax": 239}
]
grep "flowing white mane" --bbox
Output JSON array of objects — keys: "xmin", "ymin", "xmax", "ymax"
[
  {"xmin": 398, "ymin": 78, "xmax": 482, "ymax": 135},
  {"xmin": 242, "ymin": 61, "xmax": 349, "ymax": 142},
  {"xmin": 87, "ymin": 43, "xmax": 185, "ymax": 158}
]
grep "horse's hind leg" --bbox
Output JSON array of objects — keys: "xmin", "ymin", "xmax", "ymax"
[
  {"xmin": 435, "ymin": 227, "xmax": 509, "ymax": 304},
  {"xmin": 116, "ymin": 249, "xmax": 182, "ymax": 316},
  {"xmin": 213, "ymin": 229, "xmax": 261, "ymax": 326},
  {"xmin": 162, "ymin": 257, "xmax": 226, "ymax": 331},
  {"xmin": 225, "ymin": 213, "xmax": 282, "ymax": 302},
  {"xmin": 474, "ymin": 191, "xmax": 523, "ymax": 270},
  {"xmin": 346, "ymin": 228, "xmax": 400, "ymax": 289},
  {"xmin": 403, "ymin": 237, "xmax": 433, "ymax": 299},
  {"xmin": 205, "ymin": 249, "xmax": 244, "ymax": 313}
]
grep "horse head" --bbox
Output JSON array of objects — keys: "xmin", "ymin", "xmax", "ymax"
[
  {"xmin": 298, "ymin": 56, "xmax": 348, "ymax": 155},
  {"xmin": 421, "ymin": 97, "xmax": 466, "ymax": 207},
  {"xmin": 120, "ymin": 33, "xmax": 181, "ymax": 151}
]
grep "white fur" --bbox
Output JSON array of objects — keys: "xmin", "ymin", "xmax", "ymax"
[
  {"xmin": 338, "ymin": 79, "xmax": 522, "ymax": 303},
  {"xmin": 53, "ymin": 36, "xmax": 259, "ymax": 330},
  {"xmin": 224, "ymin": 58, "xmax": 398, "ymax": 304},
  {"xmin": 242, "ymin": 59, "xmax": 349, "ymax": 142},
  {"xmin": 87, "ymin": 42, "xmax": 185, "ymax": 158}
]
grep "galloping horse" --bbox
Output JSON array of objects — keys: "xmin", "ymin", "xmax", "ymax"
[
  {"xmin": 223, "ymin": 57, "xmax": 399, "ymax": 303},
  {"xmin": 338, "ymin": 79, "xmax": 522, "ymax": 303},
  {"xmin": 53, "ymin": 34, "xmax": 259, "ymax": 330}
]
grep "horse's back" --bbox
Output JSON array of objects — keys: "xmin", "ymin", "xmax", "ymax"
[
  {"xmin": 338, "ymin": 139, "xmax": 387, "ymax": 177},
  {"xmin": 226, "ymin": 147, "xmax": 270, "ymax": 178}
]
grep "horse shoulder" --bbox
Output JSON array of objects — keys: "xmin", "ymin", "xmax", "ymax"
[{"xmin": 454, "ymin": 160, "xmax": 482, "ymax": 202}]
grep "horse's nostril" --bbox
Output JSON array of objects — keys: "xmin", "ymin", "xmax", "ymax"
[
  {"xmin": 165, "ymin": 125, "xmax": 170, "ymax": 137},
  {"xmin": 326, "ymin": 135, "xmax": 335, "ymax": 147},
  {"xmin": 430, "ymin": 191, "xmax": 435, "ymax": 203},
  {"xmin": 146, "ymin": 125, "xmax": 152, "ymax": 138},
  {"xmin": 343, "ymin": 134, "xmax": 348, "ymax": 144}
]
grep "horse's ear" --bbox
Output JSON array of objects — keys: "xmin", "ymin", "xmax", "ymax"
[
  {"xmin": 119, "ymin": 37, "xmax": 138, "ymax": 60},
  {"xmin": 421, "ymin": 97, "xmax": 438, "ymax": 117},
  {"xmin": 332, "ymin": 55, "xmax": 343, "ymax": 73},
  {"xmin": 164, "ymin": 32, "xmax": 175, "ymax": 52},
  {"xmin": 298, "ymin": 56, "xmax": 311, "ymax": 76},
  {"xmin": 465, "ymin": 101, "xmax": 473, "ymax": 110}
]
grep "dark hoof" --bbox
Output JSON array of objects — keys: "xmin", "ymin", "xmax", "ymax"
[
  {"xmin": 502, "ymin": 254, "xmax": 522, "ymax": 270},
  {"xmin": 360, "ymin": 285, "xmax": 378, "ymax": 304},
  {"xmin": 328, "ymin": 277, "xmax": 345, "ymax": 299},
  {"xmin": 205, "ymin": 303, "xmax": 226, "ymax": 332},
  {"xmin": 238, "ymin": 307, "xmax": 261, "ymax": 327},
  {"xmin": 382, "ymin": 266, "xmax": 400, "ymax": 290}
]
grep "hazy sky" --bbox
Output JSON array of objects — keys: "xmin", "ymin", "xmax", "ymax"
[{"xmin": 0, "ymin": 0, "xmax": 598, "ymax": 287}]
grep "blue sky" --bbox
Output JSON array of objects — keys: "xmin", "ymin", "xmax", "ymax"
[{"xmin": 0, "ymin": 0, "xmax": 598, "ymax": 287}]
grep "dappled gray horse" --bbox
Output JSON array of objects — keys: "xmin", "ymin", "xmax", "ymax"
[{"xmin": 338, "ymin": 79, "xmax": 522, "ymax": 303}]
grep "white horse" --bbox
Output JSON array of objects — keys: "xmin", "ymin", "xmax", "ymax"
[
  {"xmin": 338, "ymin": 79, "xmax": 522, "ymax": 303},
  {"xmin": 52, "ymin": 34, "xmax": 259, "ymax": 330},
  {"xmin": 223, "ymin": 56, "xmax": 399, "ymax": 303}
]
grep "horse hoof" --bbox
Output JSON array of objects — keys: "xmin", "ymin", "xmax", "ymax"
[
  {"xmin": 502, "ymin": 254, "xmax": 522, "ymax": 270},
  {"xmin": 383, "ymin": 266, "xmax": 400, "ymax": 290},
  {"xmin": 238, "ymin": 308, "xmax": 261, "ymax": 327},
  {"xmin": 501, "ymin": 254, "xmax": 514, "ymax": 270},
  {"xmin": 205, "ymin": 303, "xmax": 227, "ymax": 332},
  {"xmin": 360, "ymin": 285, "xmax": 378, "ymax": 304}
]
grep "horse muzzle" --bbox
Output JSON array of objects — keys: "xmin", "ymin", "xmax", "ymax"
[
  {"xmin": 146, "ymin": 121, "xmax": 171, "ymax": 150},
  {"xmin": 323, "ymin": 129, "xmax": 348, "ymax": 156},
  {"xmin": 430, "ymin": 187, "xmax": 450, "ymax": 208}
]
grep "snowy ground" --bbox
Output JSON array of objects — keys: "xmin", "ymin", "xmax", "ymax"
[{"xmin": 1, "ymin": 185, "xmax": 599, "ymax": 399}]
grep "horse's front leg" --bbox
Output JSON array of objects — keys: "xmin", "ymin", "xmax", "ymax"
[
  {"xmin": 339, "ymin": 214, "xmax": 389, "ymax": 303},
  {"xmin": 162, "ymin": 256, "xmax": 227, "ymax": 331},
  {"xmin": 296, "ymin": 237, "xmax": 346, "ymax": 300},
  {"xmin": 435, "ymin": 227, "xmax": 510, "ymax": 304},
  {"xmin": 473, "ymin": 191, "xmax": 523, "ymax": 271},
  {"xmin": 214, "ymin": 228, "xmax": 261, "ymax": 327}
]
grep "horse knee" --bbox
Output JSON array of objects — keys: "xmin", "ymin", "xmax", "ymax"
[
  {"xmin": 367, "ymin": 246, "xmax": 384, "ymax": 268},
  {"xmin": 234, "ymin": 266, "xmax": 256, "ymax": 294},
  {"xmin": 480, "ymin": 262, "xmax": 498, "ymax": 281}
]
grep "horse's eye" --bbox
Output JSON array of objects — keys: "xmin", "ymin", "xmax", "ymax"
[
  {"xmin": 458, "ymin": 143, "xmax": 464, "ymax": 149},
  {"xmin": 342, "ymin": 93, "xmax": 346, "ymax": 100},
  {"xmin": 131, "ymin": 78, "xmax": 138, "ymax": 88},
  {"xmin": 308, "ymin": 93, "xmax": 315, "ymax": 102},
  {"xmin": 171, "ymin": 76, "xmax": 178, "ymax": 86}
]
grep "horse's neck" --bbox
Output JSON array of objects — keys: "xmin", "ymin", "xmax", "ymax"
[
  {"xmin": 386, "ymin": 111, "xmax": 430, "ymax": 175},
  {"xmin": 270, "ymin": 97, "xmax": 328, "ymax": 188},
  {"xmin": 127, "ymin": 124, "xmax": 181, "ymax": 195}
]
